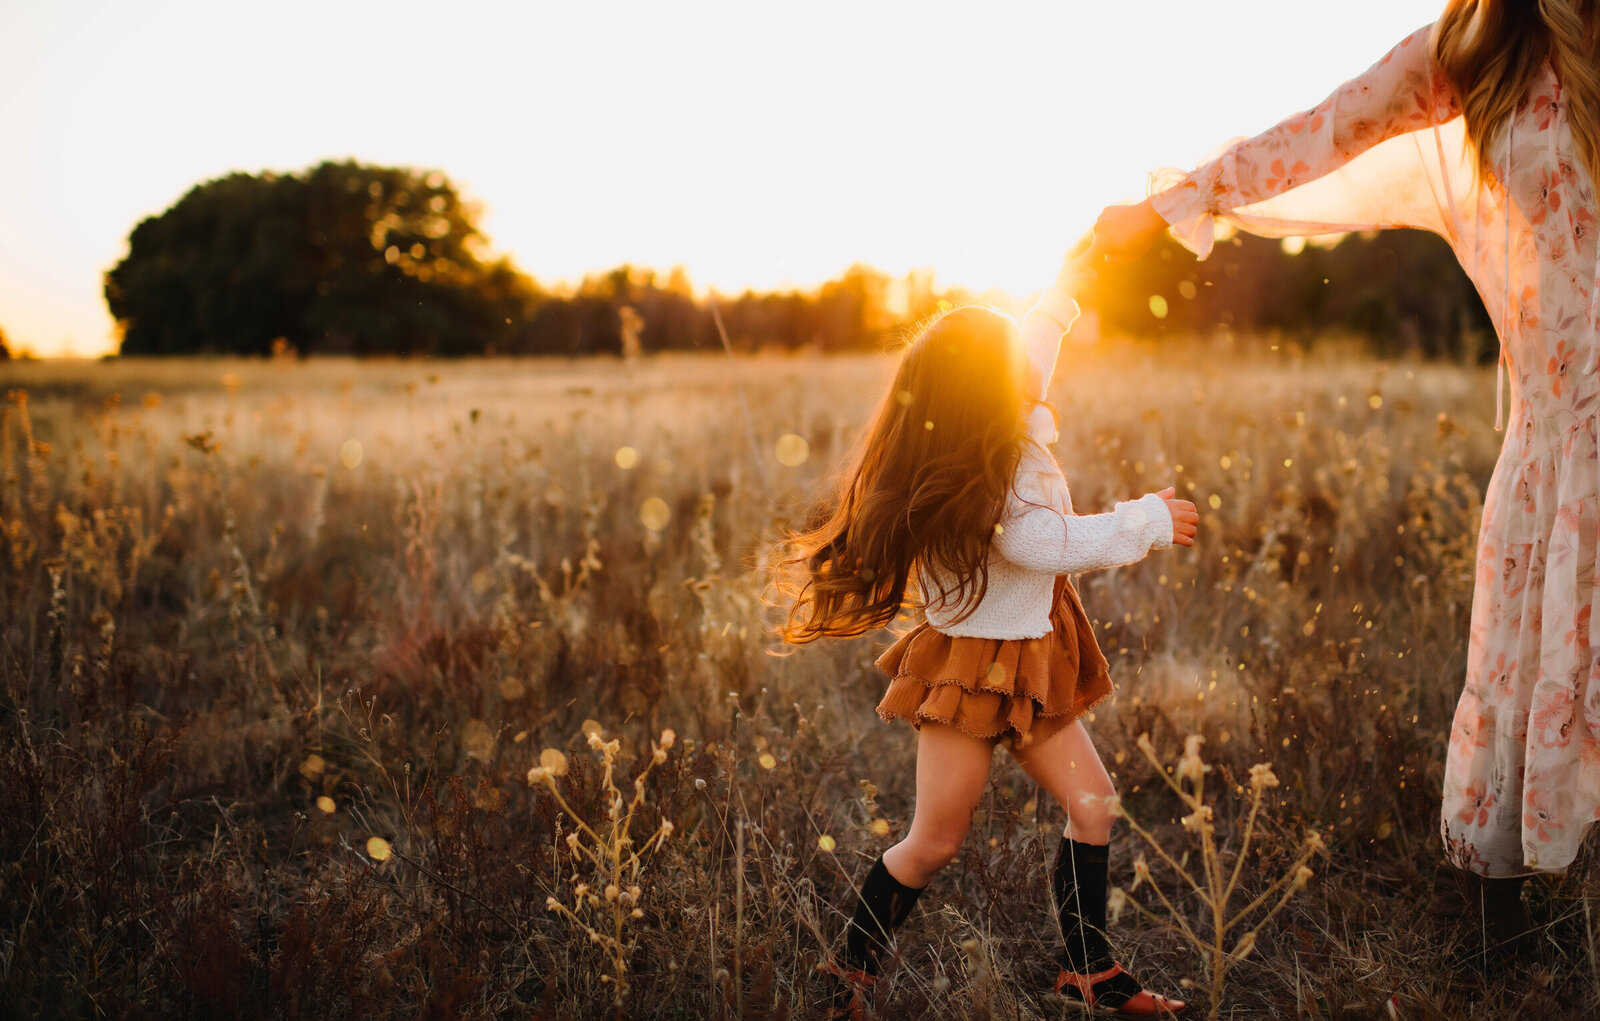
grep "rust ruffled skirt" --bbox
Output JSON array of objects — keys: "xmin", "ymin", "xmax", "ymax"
[{"xmin": 875, "ymin": 575, "xmax": 1111, "ymax": 750}]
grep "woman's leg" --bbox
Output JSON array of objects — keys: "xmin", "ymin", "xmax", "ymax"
[{"xmin": 837, "ymin": 722, "xmax": 994, "ymax": 979}]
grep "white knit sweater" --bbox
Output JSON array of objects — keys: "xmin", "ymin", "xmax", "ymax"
[{"xmin": 919, "ymin": 286, "xmax": 1174, "ymax": 639}]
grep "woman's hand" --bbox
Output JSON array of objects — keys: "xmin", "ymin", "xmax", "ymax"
[
  {"xmin": 1156, "ymin": 487, "xmax": 1198, "ymax": 546},
  {"xmin": 1088, "ymin": 199, "xmax": 1168, "ymax": 263}
]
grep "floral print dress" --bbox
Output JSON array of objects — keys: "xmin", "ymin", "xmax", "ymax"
[{"xmin": 1149, "ymin": 23, "xmax": 1600, "ymax": 876}]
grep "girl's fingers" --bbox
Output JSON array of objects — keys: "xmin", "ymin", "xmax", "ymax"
[
  {"xmin": 1165, "ymin": 501, "xmax": 1198, "ymax": 523},
  {"xmin": 1155, "ymin": 487, "xmax": 1175, "ymax": 500}
]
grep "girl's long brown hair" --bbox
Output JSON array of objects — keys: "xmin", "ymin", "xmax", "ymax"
[
  {"xmin": 778, "ymin": 306, "xmax": 1034, "ymax": 643},
  {"xmin": 1433, "ymin": 0, "xmax": 1600, "ymax": 183}
]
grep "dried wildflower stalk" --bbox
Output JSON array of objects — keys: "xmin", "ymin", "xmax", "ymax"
[
  {"xmin": 529, "ymin": 724, "xmax": 677, "ymax": 1016},
  {"xmin": 1110, "ymin": 734, "xmax": 1323, "ymax": 1021}
]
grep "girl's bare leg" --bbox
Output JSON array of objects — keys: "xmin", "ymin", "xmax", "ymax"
[
  {"xmin": 881, "ymin": 722, "xmax": 996, "ymax": 888},
  {"xmin": 1011, "ymin": 720, "xmax": 1116, "ymax": 843}
]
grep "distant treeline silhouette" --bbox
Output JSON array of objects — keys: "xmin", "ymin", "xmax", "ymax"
[{"xmin": 104, "ymin": 160, "xmax": 1492, "ymax": 360}]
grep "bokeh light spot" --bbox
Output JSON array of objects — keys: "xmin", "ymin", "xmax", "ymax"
[
  {"xmin": 1148, "ymin": 295, "xmax": 1169, "ymax": 319},
  {"xmin": 775, "ymin": 433, "xmax": 809, "ymax": 467},
  {"xmin": 818, "ymin": 834, "xmax": 837, "ymax": 852},
  {"xmin": 340, "ymin": 439, "xmax": 364, "ymax": 469},
  {"xmin": 367, "ymin": 836, "xmax": 393, "ymax": 861},
  {"xmin": 615, "ymin": 446, "xmax": 639, "ymax": 469},
  {"xmin": 462, "ymin": 718, "xmax": 495, "ymax": 760},
  {"xmin": 316, "ymin": 796, "xmax": 336, "ymax": 814},
  {"xmin": 640, "ymin": 496, "xmax": 671, "ymax": 531}
]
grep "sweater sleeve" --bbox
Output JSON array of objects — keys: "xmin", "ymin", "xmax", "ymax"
[
  {"xmin": 993, "ymin": 479, "xmax": 1174, "ymax": 575},
  {"xmin": 1017, "ymin": 285, "xmax": 1079, "ymax": 444}
]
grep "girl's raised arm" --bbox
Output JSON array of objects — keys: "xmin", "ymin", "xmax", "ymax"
[
  {"xmin": 1148, "ymin": 22, "xmax": 1464, "ymax": 259},
  {"xmin": 1016, "ymin": 286, "xmax": 1079, "ymax": 443}
]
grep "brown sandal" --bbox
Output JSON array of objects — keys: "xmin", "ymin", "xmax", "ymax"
[
  {"xmin": 1054, "ymin": 963, "xmax": 1187, "ymax": 1016},
  {"xmin": 819, "ymin": 957, "xmax": 876, "ymax": 1020}
]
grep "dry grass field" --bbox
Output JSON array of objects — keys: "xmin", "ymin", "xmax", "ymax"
[{"xmin": 3, "ymin": 344, "xmax": 1595, "ymax": 1018}]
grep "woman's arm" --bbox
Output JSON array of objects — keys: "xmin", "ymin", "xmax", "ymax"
[{"xmin": 1137, "ymin": 22, "xmax": 1462, "ymax": 259}]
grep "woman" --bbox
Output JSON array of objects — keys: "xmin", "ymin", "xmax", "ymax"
[{"xmin": 1091, "ymin": 0, "xmax": 1599, "ymax": 950}]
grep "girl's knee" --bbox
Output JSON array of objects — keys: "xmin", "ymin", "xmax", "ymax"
[
  {"xmin": 901, "ymin": 829, "xmax": 967, "ymax": 872},
  {"xmin": 1065, "ymin": 788, "xmax": 1115, "ymax": 841}
]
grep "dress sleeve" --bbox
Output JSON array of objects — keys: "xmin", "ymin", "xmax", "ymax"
[
  {"xmin": 1149, "ymin": 22, "xmax": 1470, "ymax": 260},
  {"xmin": 993, "ymin": 471, "xmax": 1174, "ymax": 575}
]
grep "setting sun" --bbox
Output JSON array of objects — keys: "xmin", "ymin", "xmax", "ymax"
[{"xmin": 0, "ymin": 0, "xmax": 1443, "ymax": 357}]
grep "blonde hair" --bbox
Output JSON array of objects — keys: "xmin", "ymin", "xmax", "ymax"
[{"xmin": 1432, "ymin": 0, "xmax": 1600, "ymax": 184}]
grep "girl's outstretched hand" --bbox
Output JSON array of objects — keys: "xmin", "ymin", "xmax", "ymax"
[
  {"xmin": 1088, "ymin": 199, "xmax": 1168, "ymax": 263},
  {"xmin": 1156, "ymin": 487, "xmax": 1199, "ymax": 546}
]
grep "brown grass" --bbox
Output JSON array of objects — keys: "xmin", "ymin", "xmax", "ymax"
[{"xmin": 2, "ymin": 343, "xmax": 1597, "ymax": 1018}]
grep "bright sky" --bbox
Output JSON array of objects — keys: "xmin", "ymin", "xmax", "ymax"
[{"xmin": 0, "ymin": 0, "xmax": 1444, "ymax": 358}]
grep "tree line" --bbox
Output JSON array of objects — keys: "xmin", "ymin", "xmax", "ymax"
[{"xmin": 104, "ymin": 160, "xmax": 1493, "ymax": 361}]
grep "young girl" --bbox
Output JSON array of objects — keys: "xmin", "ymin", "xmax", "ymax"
[{"xmin": 779, "ymin": 252, "xmax": 1200, "ymax": 1017}]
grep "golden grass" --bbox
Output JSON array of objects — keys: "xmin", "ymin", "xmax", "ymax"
[{"xmin": 2, "ymin": 344, "xmax": 1596, "ymax": 1018}]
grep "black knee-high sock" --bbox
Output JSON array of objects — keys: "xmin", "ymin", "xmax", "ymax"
[
  {"xmin": 1053, "ymin": 837, "xmax": 1114, "ymax": 972},
  {"xmin": 1053, "ymin": 837, "xmax": 1142, "ymax": 1003},
  {"xmin": 842, "ymin": 855, "xmax": 924, "ymax": 975}
]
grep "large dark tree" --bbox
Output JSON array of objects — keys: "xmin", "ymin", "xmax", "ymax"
[
  {"xmin": 0, "ymin": 325, "xmax": 9, "ymax": 360},
  {"xmin": 105, "ymin": 161, "xmax": 542, "ymax": 356}
]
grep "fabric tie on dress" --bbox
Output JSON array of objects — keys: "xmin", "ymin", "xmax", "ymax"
[{"xmin": 1497, "ymin": 118, "xmax": 1513, "ymax": 433}]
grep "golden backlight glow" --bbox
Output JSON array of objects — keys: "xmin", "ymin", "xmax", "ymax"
[{"xmin": 0, "ymin": 0, "xmax": 1442, "ymax": 356}]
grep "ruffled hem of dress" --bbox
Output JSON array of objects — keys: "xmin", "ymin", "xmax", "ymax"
[
  {"xmin": 875, "ymin": 669, "xmax": 1111, "ymax": 725},
  {"xmin": 874, "ymin": 628, "xmax": 1080, "ymax": 715},
  {"xmin": 875, "ymin": 669, "xmax": 1112, "ymax": 746}
]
